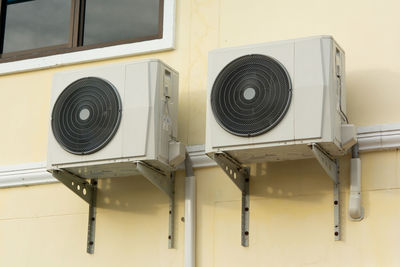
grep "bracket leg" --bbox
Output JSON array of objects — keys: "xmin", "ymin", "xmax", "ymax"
[
  {"xmin": 52, "ymin": 170, "xmax": 98, "ymax": 253},
  {"xmin": 241, "ymin": 168, "xmax": 250, "ymax": 247},
  {"xmin": 214, "ymin": 153, "xmax": 250, "ymax": 247},
  {"xmin": 168, "ymin": 173, "xmax": 175, "ymax": 249},
  {"xmin": 333, "ymin": 176, "xmax": 340, "ymax": 241},
  {"xmin": 310, "ymin": 144, "xmax": 341, "ymax": 241},
  {"xmin": 136, "ymin": 162, "xmax": 175, "ymax": 249},
  {"xmin": 87, "ymin": 179, "xmax": 98, "ymax": 254}
]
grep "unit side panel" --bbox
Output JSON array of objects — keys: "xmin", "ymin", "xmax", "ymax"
[
  {"xmin": 146, "ymin": 62, "xmax": 158, "ymax": 161},
  {"xmin": 319, "ymin": 38, "xmax": 334, "ymax": 144},
  {"xmin": 318, "ymin": 38, "xmax": 344, "ymax": 153},
  {"xmin": 169, "ymin": 69, "xmax": 179, "ymax": 140},
  {"xmin": 293, "ymin": 38, "xmax": 325, "ymax": 141},
  {"xmin": 121, "ymin": 63, "xmax": 151, "ymax": 158},
  {"xmin": 158, "ymin": 63, "xmax": 174, "ymax": 163},
  {"xmin": 334, "ymin": 42, "xmax": 346, "ymax": 146},
  {"xmin": 334, "ymin": 40, "xmax": 346, "ymax": 115},
  {"xmin": 148, "ymin": 62, "xmax": 170, "ymax": 165}
]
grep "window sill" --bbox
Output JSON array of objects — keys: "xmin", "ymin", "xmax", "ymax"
[{"xmin": 0, "ymin": 0, "xmax": 175, "ymax": 76}]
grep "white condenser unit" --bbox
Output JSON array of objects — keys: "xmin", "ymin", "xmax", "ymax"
[
  {"xmin": 206, "ymin": 36, "xmax": 356, "ymax": 163},
  {"xmin": 47, "ymin": 59, "xmax": 184, "ymax": 178}
]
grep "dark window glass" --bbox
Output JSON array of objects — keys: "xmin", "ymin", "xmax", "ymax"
[
  {"xmin": 83, "ymin": 0, "xmax": 160, "ymax": 46},
  {"xmin": 0, "ymin": 0, "xmax": 163, "ymax": 61},
  {"xmin": 3, "ymin": 0, "xmax": 71, "ymax": 53}
]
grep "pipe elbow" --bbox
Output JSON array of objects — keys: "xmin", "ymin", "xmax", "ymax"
[
  {"xmin": 349, "ymin": 192, "xmax": 364, "ymax": 220},
  {"xmin": 349, "ymin": 157, "xmax": 364, "ymax": 221}
]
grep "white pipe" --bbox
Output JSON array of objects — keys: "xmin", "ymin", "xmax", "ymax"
[
  {"xmin": 349, "ymin": 144, "xmax": 364, "ymax": 220},
  {"xmin": 184, "ymin": 151, "xmax": 196, "ymax": 267},
  {"xmin": 0, "ymin": 171, "xmax": 56, "ymax": 188},
  {"xmin": 184, "ymin": 175, "xmax": 196, "ymax": 267}
]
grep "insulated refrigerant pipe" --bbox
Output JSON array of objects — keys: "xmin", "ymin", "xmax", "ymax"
[
  {"xmin": 184, "ymin": 151, "xmax": 196, "ymax": 267},
  {"xmin": 349, "ymin": 143, "xmax": 364, "ymax": 220}
]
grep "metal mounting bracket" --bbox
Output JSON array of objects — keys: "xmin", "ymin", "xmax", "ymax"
[
  {"xmin": 136, "ymin": 162, "xmax": 175, "ymax": 248},
  {"xmin": 213, "ymin": 152, "xmax": 250, "ymax": 247},
  {"xmin": 52, "ymin": 169, "xmax": 98, "ymax": 253},
  {"xmin": 311, "ymin": 144, "xmax": 340, "ymax": 241}
]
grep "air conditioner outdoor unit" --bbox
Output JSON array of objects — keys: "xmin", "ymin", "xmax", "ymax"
[
  {"xmin": 47, "ymin": 59, "xmax": 184, "ymax": 178},
  {"xmin": 206, "ymin": 35, "xmax": 356, "ymax": 163}
]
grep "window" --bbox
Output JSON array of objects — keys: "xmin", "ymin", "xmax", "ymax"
[{"xmin": 0, "ymin": 0, "xmax": 164, "ymax": 62}]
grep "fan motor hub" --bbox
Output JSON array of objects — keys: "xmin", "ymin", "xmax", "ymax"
[
  {"xmin": 79, "ymin": 108, "xmax": 91, "ymax": 121},
  {"xmin": 243, "ymin": 87, "xmax": 256, "ymax": 101}
]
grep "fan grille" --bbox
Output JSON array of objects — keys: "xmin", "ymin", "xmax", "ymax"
[
  {"xmin": 211, "ymin": 54, "xmax": 292, "ymax": 136},
  {"xmin": 51, "ymin": 77, "xmax": 122, "ymax": 155}
]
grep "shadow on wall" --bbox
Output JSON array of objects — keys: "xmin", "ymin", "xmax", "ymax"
[
  {"xmin": 95, "ymin": 173, "xmax": 183, "ymax": 214},
  {"xmin": 346, "ymin": 69, "xmax": 400, "ymax": 124},
  {"xmin": 249, "ymin": 156, "xmax": 350, "ymax": 201}
]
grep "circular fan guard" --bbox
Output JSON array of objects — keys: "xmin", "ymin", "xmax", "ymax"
[
  {"xmin": 51, "ymin": 77, "xmax": 122, "ymax": 155},
  {"xmin": 211, "ymin": 54, "xmax": 292, "ymax": 136}
]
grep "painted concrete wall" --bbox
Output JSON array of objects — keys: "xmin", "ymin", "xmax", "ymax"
[{"xmin": 1, "ymin": 0, "xmax": 400, "ymax": 266}]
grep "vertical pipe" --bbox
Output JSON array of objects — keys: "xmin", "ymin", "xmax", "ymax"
[
  {"xmin": 349, "ymin": 143, "xmax": 364, "ymax": 220},
  {"xmin": 184, "ymin": 152, "xmax": 195, "ymax": 267}
]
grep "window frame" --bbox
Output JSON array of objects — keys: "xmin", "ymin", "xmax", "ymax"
[
  {"xmin": 0, "ymin": 0, "xmax": 175, "ymax": 75},
  {"xmin": 0, "ymin": 0, "xmax": 77, "ymax": 60}
]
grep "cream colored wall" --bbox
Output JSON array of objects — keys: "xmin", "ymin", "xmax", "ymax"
[{"xmin": 0, "ymin": 0, "xmax": 400, "ymax": 266}]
